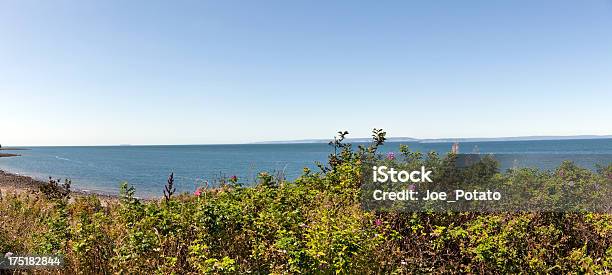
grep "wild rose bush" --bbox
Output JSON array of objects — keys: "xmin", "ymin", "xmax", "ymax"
[{"xmin": 0, "ymin": 129, "xmax": 610, "ymax": 273}]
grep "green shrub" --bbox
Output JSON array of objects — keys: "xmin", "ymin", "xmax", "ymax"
[{"xmin": 0, "ymin": 130, "xmax": 610, "ymax": 273}]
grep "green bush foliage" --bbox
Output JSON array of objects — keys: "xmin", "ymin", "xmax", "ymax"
[{"xmin": 0, "ymin": 129, "xmax": 610, "ymax": 274}]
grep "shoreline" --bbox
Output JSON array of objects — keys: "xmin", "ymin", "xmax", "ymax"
[
  {"xmin": 0, "ymin": 147, "xmax": 27, "ymax": 158},
  {"xmin": 0, "ymin": 147, "xmax": 29, "ymax": 151},
  {"xmin": 0, "ymin": 169, "xmax": 121, "ymax": 203}
]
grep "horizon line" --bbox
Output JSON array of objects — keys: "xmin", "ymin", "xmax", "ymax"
[{"xmin": 4, "ymin": 134, "xmax": 612, "ymax": 147}]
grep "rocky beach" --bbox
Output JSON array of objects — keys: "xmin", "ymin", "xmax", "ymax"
[{"xmin": 0, "ymin": 169, "xmax": 120, "ymax": 205}]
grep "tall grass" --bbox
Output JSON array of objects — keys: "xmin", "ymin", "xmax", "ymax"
[{"xmin": 0, "ymin": 130, "xmax": 610, "ymax": 273}]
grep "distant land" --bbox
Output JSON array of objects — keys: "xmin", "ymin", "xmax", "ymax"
[{"xmin": 254, "ymin": 135, "xmax": 612, "ymax": 144}]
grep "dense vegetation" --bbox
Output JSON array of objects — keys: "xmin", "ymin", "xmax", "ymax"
[{"xmin": 0, "ymin": 130, "xmax": 611, "ymax": 274}]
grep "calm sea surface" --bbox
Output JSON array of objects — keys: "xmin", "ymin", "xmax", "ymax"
[{"xmin": 1, "ymin": 139, "xmax": 611, "ymax": 197}]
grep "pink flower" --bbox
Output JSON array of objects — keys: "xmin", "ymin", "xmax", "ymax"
[
  {"xmin": 194, "ymin": 188, "xmax": 201, "ymax": 197},
  {"xmin": 374, "ymin": 219, "xmax": 382, "ymax": 227},
  {"xmin": 558, "ymin": 170, "xmax": 565, "ymax": 177},
  {"xmin": 386, "ymin": 152, "xmax": 395, "ymax": 160},
  {"xmin": 230, "ymin": 175, "xmax": 238, "ymax": 182},
  {"xmin": 409, "ymin": 184, "xmax": 416, "ymax": 191}
]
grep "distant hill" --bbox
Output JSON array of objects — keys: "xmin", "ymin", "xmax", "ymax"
[
  {"xmin": 254, "ymin": 135, "xmax": 612, "ymax": 144},
  {"xmin": 254, "ymin": 137, "xmax": 418, "ymax": 144}
]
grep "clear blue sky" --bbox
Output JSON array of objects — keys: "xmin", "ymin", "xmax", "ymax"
[{"xmin": 1, "ymin": 0, "xmax": 611, "ymax": 146}]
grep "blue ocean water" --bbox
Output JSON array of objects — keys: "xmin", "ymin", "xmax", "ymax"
[{"xmin": 1, "ymin": 139, "xmax": 611, "ymax": 197}]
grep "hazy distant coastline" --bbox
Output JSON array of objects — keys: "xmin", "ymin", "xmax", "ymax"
[{"xmin": 254, "ymin": 135, "xmax": 612, "ymax": 144}]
